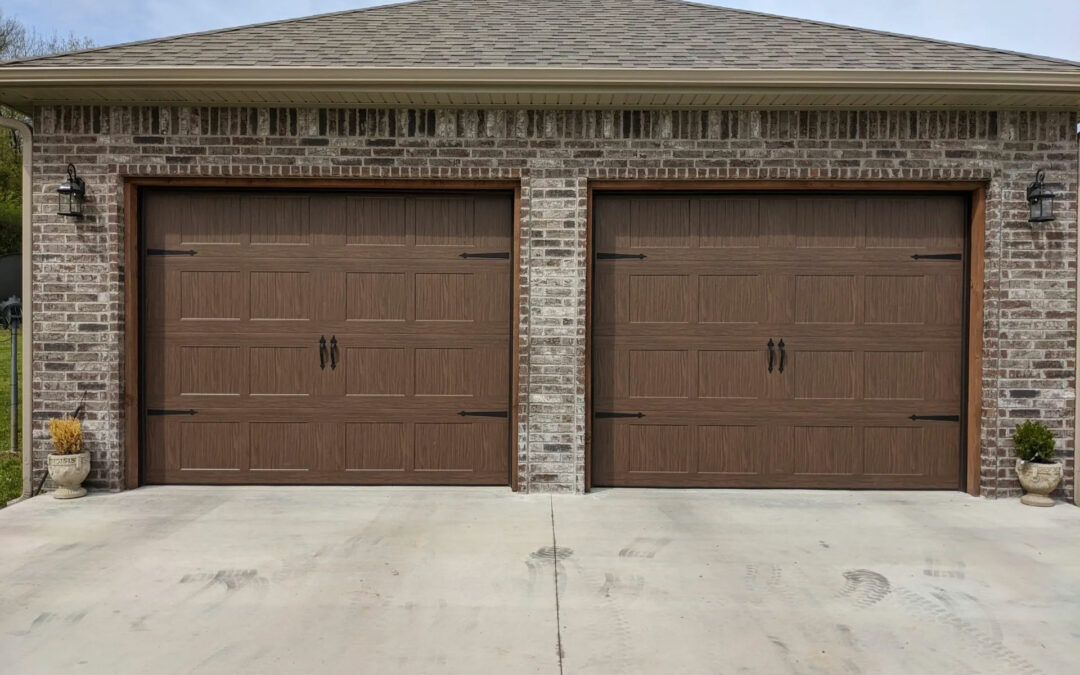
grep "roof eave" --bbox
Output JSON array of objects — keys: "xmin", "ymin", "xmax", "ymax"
[
  {"xmin": 2, "ymin": 67, "xmax": 1079, "ymax": 111},
  {"xmin": 2, "ymin": 66, "xmax": 1080, "ymax": 88}
]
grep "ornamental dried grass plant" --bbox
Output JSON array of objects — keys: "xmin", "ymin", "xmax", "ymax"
[{"xmin": 48, "ymin": 416, "xmax": 83, "ymax": 455}]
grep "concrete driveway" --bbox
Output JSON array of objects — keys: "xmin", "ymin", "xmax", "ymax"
[{"xmin": 1, "ymin": 488, "xmax": 1078, "ymax": 674}]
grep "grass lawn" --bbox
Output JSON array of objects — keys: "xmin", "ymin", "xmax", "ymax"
[{"xmin": 0, "ymin": 331, "xmax": 23, "ymax": 506}]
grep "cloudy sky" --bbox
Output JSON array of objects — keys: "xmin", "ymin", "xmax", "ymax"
[{"xmin": 4, "ymin": 0, "xmax": 1080, "ymax": 63}]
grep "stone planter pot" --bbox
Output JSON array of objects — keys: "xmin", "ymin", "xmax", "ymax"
[
  {"xmin": 46, "ymin": 452, "xmax": 90, "ymax": 499},
  {"xmin": 1015, "ymin": 458, "xmax": 1063, "ymax": 507}
]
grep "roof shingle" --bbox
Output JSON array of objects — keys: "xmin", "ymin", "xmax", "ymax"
[{"xmin": 4, "ymin": 0, "xmax": 1078, "ymax": 72}]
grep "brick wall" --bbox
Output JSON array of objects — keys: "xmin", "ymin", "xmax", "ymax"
[{"xmin": 30, "ymin": 106, "xmax": 1078, "ymax": 497}]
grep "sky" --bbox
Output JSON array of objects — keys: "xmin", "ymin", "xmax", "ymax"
[{"xmin": 3, "ymin": 0, "xmax": 1080, "ymax": 64}]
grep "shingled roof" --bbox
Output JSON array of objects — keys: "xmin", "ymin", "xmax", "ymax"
[
  {"xmin": 4, "ymin": 0, "xmax": 1079, "ymax": 72},
  {"xmin": 1, "ymin": 0, "xmax": 1078, "ymax": 111}
]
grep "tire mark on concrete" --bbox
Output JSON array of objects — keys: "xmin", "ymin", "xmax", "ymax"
[
  {"xmin": 599, "ymin": 572, "xmax": 644, "ymax": 599},
  {"xmin": 894, "ymin": 587, "xmax": 1044, "ymax": 675},
  {"xmin": 180, "ymin": 569, "xmax": 268, "ymax": 592},
  {"xmin": 930, "ymin": 588, "xmax": 1004, "ymax": 644},
  {"xmin": 618, "ymin": 537, "xmax": 670, "ymax": 559},
  {"xmin": 924, "ymin": 558, "xmax": 966, "ymax": 579}
]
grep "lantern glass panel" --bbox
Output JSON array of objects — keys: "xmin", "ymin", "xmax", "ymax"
[
  {"xmin": 1029, "ymin": 191, "xmax": 1054, "ymax": 223},
  {"xmin": 56, "ymin": 167, "xmax": 85, "ymax": 217}
]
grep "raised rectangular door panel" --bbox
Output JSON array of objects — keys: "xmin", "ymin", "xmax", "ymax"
[
  {"xmin": 699, "ymin": 275, "xmax": 766, "ymax": 324},
  {"xmin": 593, "ymin": 192, "xmax": 965, "ymax": 489},
  {"xmin": 414, "ymin": 421, "xmax": 508, "ymax": 477},
  {"xmin": 795, "ymin": 199, "xmax": 859, "ymax": 249},
  {"xmin": 628, "ymin": 350, "xmax": 690, "ymax": 399},
  {"xmin": 347, "ymin": 195, "xmax": 408, "ymax": 247},
  {"xmin": 179, "ymin": 193, "xmax": 244, "ymax": 245},
  {"xmin": 698, "ymin": 199, "xmax": 761, "ymax": 248},
  {"xmin": 245, "ymin": 195, "xmax": 311, "ymax": 246},
  {"xmin": 178, "ymin": 422, "xmax": 246, "ymax": 472},
  {"xmin": 179, "ymin": 346, "xmax": 244, "ymax": 397},
  {"xmin": 698, "ymin": 350, "xmax": 766, "ymax": 400},
  {"xmin": 630, "ymin": 199, "xmax": 691, "ymax": 248},
  {"xmin": 414, "ymin": 197, "xmax": 473, "ymax": 246},
  {"xmin": 621, "ymin": 424, "xmax": 693, "ymax": 475},
  {"xmin": 415, "ymin": 273, "xmax": 471, "ymax": 321},
  {"xmin": 249, "ymin": 422, "xmax": 313, "ymax": 471},
  {"xmin": 250, "ymin": 272, "xmax": 314, "ymax": 321},
  {"xmin": 863, "ymin": 351, "xmax": 925, "ymax": 400},
  {"xmin": 793, "ymin": 426, "xmax": 860, "ymax": 476},
  {"xmin": 346, "ymin": 347, "xmax": 409, "ymax": 397},
  {"xmin": 792, "ymin": 351, "xmax": 856, "ymax": 400},
  {"xmin": 180, "ymin": 271, "xmax": 243, "ymax": 320},
  {"xmin": 249, "ymin": 347, "xmax": 314, "ymax": 397},
  {"xmin": 346, "ymin": 273, "xmax": 408, "ymax": 321},
  {"xmin": 415, "ymin": 348, "xmax": 472, "ymax": 397},
  {"xmin": 628, "ymin": 275, "xmax": 692, "ymax": 324},
  {"xmin": 794, "ymin": 276, "xmax": 856, "ymax": 325},
  {"xmin": 862, "ymin": 426, "xmax": 924, "ymax": 476},
  {"xmin": 698, "ymin": 426, "xmax": 768, "ymax": 475},
  {"xmin": 142, "ymin": 189, "xmax": 512, "ymax": 486},
  {"xmin": 345, "ymin": 423, "xmax": 407, "ymax": 472}
]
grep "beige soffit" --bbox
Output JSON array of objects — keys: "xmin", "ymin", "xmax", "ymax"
[{"xmin": 1, "ymin": 67, "xmax": 1080, "ymax": 111}]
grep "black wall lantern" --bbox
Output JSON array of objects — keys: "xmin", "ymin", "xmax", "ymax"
[
  {"xmin": 56, "ymin": 163, "xmax": 86, "ymax": 218},
  {"xmin": 1026, "ymin": 170, "xmax": 1055, "ymax": 223}
]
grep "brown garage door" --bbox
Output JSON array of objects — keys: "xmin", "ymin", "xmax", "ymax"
[
  {"xmin": 142, "ymin": 189, "xmax": 512, "ymax": 485},
  {"xmin": 592, "ymin": 193, "xmax": 965, "ymax": 489}
]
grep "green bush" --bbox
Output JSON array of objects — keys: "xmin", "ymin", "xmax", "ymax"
[
  {"xmin": 0, "ymin": 452, "xmax": 20, "ymax": 506},
  {"xmin": 1013, "ymin": 420, "xmax": 1056, "ymax": 463},
  {"xmin": 0, "ymin": 198, "xmax": 19, "ymax": 256}
]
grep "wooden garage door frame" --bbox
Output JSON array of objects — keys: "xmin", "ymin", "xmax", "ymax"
[
  {"xmin": 585, "ymin": 180, "xmax": 986, "ymax": 495},
  {"xmin": 122, "ymin": 178, "xmax": 523, "ymax": 490}
]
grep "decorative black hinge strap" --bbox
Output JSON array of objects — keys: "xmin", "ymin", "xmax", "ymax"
[
  {"xmin": 596, "ymin": 412, "xmax": 645, "ymax": 419},
  {"xmin": 909, "ymin": 414, "xmax": 960, "ymax": 422},
  {"xmin": 458, "ymin": 410, "xmax": 509, "ymax": 418},
  {"xmin": 147, "ymin": 409, "xmax": 197, "ymax": 416},
  {"xmin": 597, "ymin": 253, "xmax": 646, "ymax": 260},
  {"xmin": 459, "ymin": 252, "xmax": 510, "ymax": 259},
  {"xmin": 147, "ymin": 249, "xmax": 197, "ymax": 256},
  {"xmin": 911, "ymin": 253, "xmax": 962, "ymax": 260}
]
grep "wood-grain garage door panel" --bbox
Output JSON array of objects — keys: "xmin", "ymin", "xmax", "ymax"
[
  {"xmin": 593, "ymin": 193, "xmax": 965, "ymax": 489},
  {"xmin": 142, "ymin": 189, "xmax": 512, "ymax": 485}
]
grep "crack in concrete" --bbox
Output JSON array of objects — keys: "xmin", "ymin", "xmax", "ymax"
[{"xmin": 549, "ymin": 496, "xmax": 564, "ymax": 675}]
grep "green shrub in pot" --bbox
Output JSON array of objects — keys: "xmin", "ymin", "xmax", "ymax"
[
  {"xmin": 1013, "ymin": 420, "xmax": 1055, "ymax": 463},
  {"xmin": 1013, "ymin": 421, "xmax": 1061, "ymax": 507}
]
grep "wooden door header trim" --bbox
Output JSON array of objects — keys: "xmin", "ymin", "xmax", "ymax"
[
  {"xmin": 591, "ymin": 180, "xmax": 987, "ymax": 192},
  {"xmin": 126, "ymin": 177, "xmax": 520, "ymax": 191}
]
